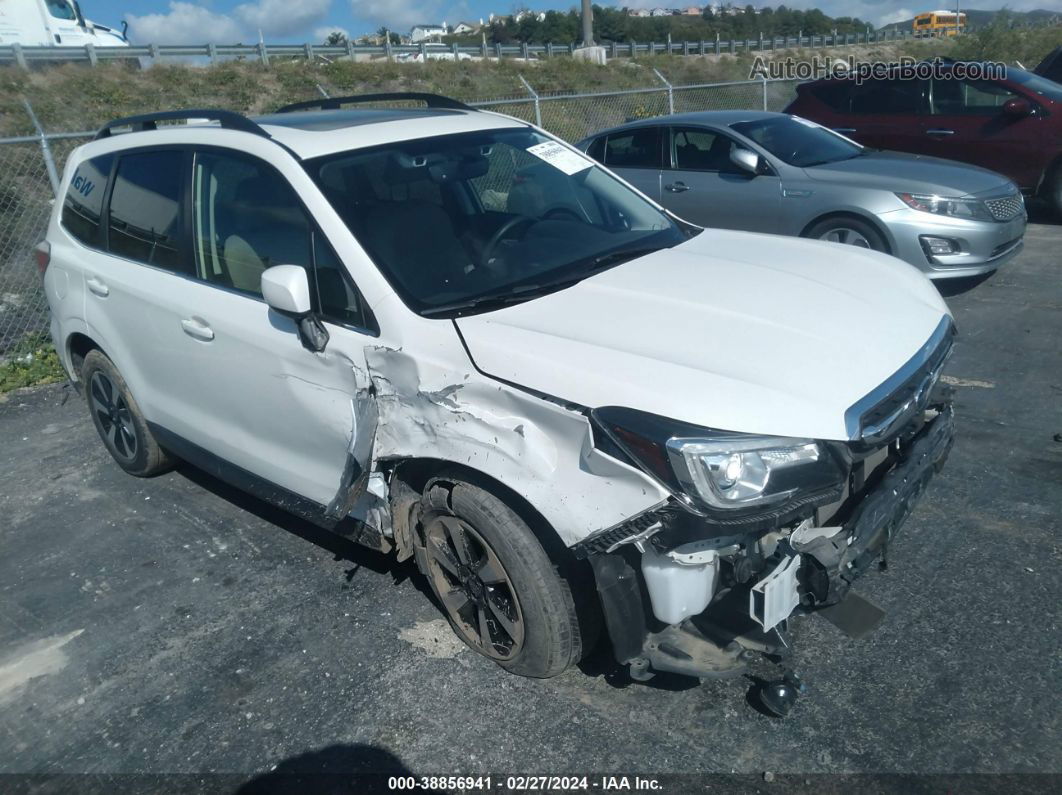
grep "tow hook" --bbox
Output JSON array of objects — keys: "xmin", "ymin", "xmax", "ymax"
[{"xmin": 754, "ymin": 669, "xmax": 806, "ymax": 718}]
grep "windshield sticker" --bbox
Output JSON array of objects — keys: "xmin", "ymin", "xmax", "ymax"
[{"xmin": 526, "ymin": 141, "xmax": 593, "ymax": 175}]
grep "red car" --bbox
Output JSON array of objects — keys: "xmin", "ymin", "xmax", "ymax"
[{"xmin": 785, "ymin": 63, "xmax": 1062, "ymax": 215}]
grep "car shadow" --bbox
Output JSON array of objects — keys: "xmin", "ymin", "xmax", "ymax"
[
  {"xmin": 235, "ymin": 743, "xmax": 445, "ymax": 794},
  {"xmin": 174, "ymin": 462, "xmax": 416, "ymax": 586}
]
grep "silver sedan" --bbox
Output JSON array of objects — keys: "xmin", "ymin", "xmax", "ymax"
[{"xmin": 577, "ymin": 111, "xmax": 1026, "ymax": 281}]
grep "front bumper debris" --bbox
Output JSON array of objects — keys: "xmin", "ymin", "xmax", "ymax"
[{"xmin": 589, "ymin": 407, "xmax": 955, "ymax": 681}]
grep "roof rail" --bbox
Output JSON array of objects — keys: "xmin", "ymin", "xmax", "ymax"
[
  {"xmin": 274, "ymin": 92, "xmax": 472, "ymax": 114},
  {"xmin": 95, "ymin": 109, "xmax": 270, "ymax": 140}
]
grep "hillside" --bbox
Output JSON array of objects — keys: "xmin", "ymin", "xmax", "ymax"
[
  {"xmin": 881, "ymin": 7, "xmax": 1062, "ymax": 31},
  {"xmin": 0, "ymin": 40, "xmax": 947, "ymax": 138}
]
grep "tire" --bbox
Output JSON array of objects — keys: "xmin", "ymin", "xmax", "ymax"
[
  {"xmin": 805, "ymin": 216, "xmax": 889, "ymax": 253},
  {"xmin": 417, "ymin": 477, "xmax": 582, "ymax": 678},
  {"xmin": 81, "ymin": 350, "xmax": 173, "ymax": 477}
]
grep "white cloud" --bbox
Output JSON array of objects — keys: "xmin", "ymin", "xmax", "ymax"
[
  {"xmin": 350, "ymin": 0, "xmax": 443, "ymax": 32},
  {"xmin": 877, "ymin": 8, "xmax": 913, "ymax": 27},
  {"xmin": 235, "ymin": 0, "xmax": 333, "ymax": 38},
  {"xmin": 126, "ymin": 1, "xmax": 334, "ymax": 44},
  {"xmin": 126, "ymin": 2, "xmax": 243, "ymax": 45},
  {"xmin": 315, "ymin": 25, "xmax": 350, "ymax": 41}
]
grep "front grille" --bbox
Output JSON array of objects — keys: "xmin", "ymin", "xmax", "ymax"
[
  {"xmin": 984, "ymin": 194, "xmax": 1024, "ymax": 222},
  {"xmin": 847, "ymin": 318, "xmax": 955, "ymax": 449}
]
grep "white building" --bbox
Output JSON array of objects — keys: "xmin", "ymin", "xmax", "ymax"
[{"xmin": 410, "ymin": 23, "xmax": 446, "ymax": 42}]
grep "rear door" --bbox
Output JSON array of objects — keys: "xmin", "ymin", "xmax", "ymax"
[
  {"xmin": 844, "ymin": 78, "xmax": 929, "ymax": 153},
  {"xmin": 921, "ymin": 77, "xmax": 1046, "ymax": 189},
  {"xmin": 659, "ymin": 125, "xmax": 781, "ymax": 232},
  {"xmin": 81, "ymin": 147, "xmax": 212, "ymax": 441},
  {"xmin": 590, "ymin": 126, "xmax": 664, "ymax": 202}
]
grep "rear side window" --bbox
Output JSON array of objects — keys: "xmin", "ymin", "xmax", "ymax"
[
  {"xmin": 603, "ymin": 128, "xmax": 663, "ymax": 169},
  {"xmin": 108, "ymin": 150, "xmax": 187, "ymax": 273},
  {"xmin": 807, "ymin": 81, "xmax": 852, "ymax": 113},
  {"xmin": 61, "ymin": 153, "xmax": 113, "ymax": 248},
  {"xmin": 850, "ymin": 79, "xmax": 925, "ymax": 114}
]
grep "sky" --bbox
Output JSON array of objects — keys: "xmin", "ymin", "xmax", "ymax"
[{"xmin": 75, "ymin": 1, "xmax": 1059, "ymax": 44}]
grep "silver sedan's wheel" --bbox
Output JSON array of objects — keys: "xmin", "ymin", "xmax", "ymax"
[
  {"xmin": 805, "ymin": 217, "xmax": 888, "ymax": 253},
  {"xmin": 818, "ymin": 226, "xmax": 872, "ymax": 248}
]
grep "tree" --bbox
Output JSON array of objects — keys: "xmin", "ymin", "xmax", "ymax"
[{"xmin": 323, "ymin": 31, "xmax": 347, "ymax": 46}]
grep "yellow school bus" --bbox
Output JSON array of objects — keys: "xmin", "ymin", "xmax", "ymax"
[{"xmin": 913, "ymin": 10, "xmax": 967, "ymax": 37}]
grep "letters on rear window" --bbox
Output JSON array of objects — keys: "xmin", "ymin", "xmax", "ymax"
[{"xmin": 61, "ymin": 153, "xmax": 114, "ymax": 248}]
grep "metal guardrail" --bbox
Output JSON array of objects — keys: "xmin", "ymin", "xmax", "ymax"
[{"xmin": 0, "ymin": 30, "xmax": 918, "ymax": 68}]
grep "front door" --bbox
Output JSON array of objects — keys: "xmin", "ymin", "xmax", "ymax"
[
  {"xmin": 658, "ymin": 126, "xmax": 781, "ymax": 232},
  {"xmin": 177, "ymin": 148, "xmax": 379, "ymax": 509},
  {"xmin": 921, "ymin": 77, "xmax": 1047, "ymax": 190}
]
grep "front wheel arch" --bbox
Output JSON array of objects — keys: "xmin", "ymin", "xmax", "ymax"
[{"xmin": 800, "ymin": 211, "xmax": 893, "ymax": 254}]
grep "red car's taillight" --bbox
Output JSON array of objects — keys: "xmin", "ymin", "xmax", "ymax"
[{"xmin": 34, "ymin": 242, "xmax": 50, "ymax": 275}]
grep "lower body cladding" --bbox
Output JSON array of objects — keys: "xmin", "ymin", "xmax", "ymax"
[{"xmin": 584, "ymin": 406, "xmax": 955, "ymax": 681}]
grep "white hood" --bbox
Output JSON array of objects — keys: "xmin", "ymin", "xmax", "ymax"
[{"xmin": 456, "ymin": 229, "xmax": 950, "ymax": 441}]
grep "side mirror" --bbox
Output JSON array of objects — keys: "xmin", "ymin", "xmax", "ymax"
[
  {"xmin": 1002, "ymin": 97, "xmax": 1032, "ymax": 118},
  {"xmin": 729, "ymin": 146, "xmax": 760, "ymax": 175},
  {"xmin": 261, "ymin": 265, "xmax": 311, "ymax": 316},
  {"xmin": 262, "ymin": 265, "xmax": 329, "ymax": 353}
]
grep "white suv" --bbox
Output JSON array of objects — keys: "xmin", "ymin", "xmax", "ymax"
[{"xmin": 41, "ymin": 94, "xmax": 956, "ymax": 705}]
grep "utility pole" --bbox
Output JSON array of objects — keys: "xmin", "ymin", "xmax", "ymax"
[{"xmin": 581, "ymin": 0, "xmax": 594, "ymax": 46}]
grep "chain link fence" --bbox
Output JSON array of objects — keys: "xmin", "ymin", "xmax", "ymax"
[{"xmin": 0, "ymin": 77, "xmax": 800, "ymax": 356}]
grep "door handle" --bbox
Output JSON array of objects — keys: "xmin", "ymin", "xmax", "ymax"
[
  {"xmin": 180, "ymin": 317, "xmax": 215, "ymax": 342},
  {"xmin": 86, "ymin": 277, "xmax": 109, "ymax": 297},
  {"xmin": 925, "ymin": 128, "xmax": 955, "ymax": 136},
  {"xmin": 833, "ymin": 127, "xmax": 857, "ymax": 134},
  {"xmin": 665, "ymin": 181, "xmax": 691, "ymax": 192}
]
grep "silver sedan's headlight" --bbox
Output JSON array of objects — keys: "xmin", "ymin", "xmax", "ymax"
[
  {"xmin": 592, "ymin": 406, "xmax": 846, "ymax": 517},
  {"xmin": 896, "ymin": 192, "xmax": 993, "ymax": 221},
  {"xmin": 667, "ymin": 436, "xmax": 824, "ymax": 509}
]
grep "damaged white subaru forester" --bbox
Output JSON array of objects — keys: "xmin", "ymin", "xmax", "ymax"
[{"xmin": 41, "ymin": 94, "xmax": 955, "ymax": 709}]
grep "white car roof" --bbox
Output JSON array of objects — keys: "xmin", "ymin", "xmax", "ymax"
[
  {"xmin": 77, "ymin": 106, "xmax": 531, "ymax": 163},
  {"xmin": 255, "ymin": 107, "xmax": 529, "ymax": 160}
]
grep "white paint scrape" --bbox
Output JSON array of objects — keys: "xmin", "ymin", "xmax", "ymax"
[
  {"xmin": 0, "ymin": 629, "xmax": 84, "ymax": 700},
  {"xmin": 398, "ymin": 619, "xmax": 466, "ymax": 659}
]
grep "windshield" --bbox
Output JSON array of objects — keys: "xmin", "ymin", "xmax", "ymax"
[
  {"xmin": 730, "ymin": 115, "xmax": 863, "ymax": 168},
  {"xmin": 47, "ymin": 1, "xmax": 77, "ymax": 21},
  {"xmin": 1009, "ymin": 67, "xmax": 1062, "ymax": 103},
  {"xmin": 308, "ymin": 128, "xmax": 690, "ymax": 317}
]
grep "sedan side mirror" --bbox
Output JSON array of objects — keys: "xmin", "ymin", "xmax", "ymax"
[
  {"xmin": 262, "ymin": 265, "xmax": 312, "ymax": 316},
  {"xmin": 1002, "ymin": 97, "xmax": 1032, "ymax": 118},
  {"xmin": 262, "ymin": 265, "xmax": 329, "ymax": 353},
  {"xmin": 729, "ymin": 146, "xmax": 760, "ymax": 175}
]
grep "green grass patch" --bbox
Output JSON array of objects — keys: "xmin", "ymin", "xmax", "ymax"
[{"xmin": 0, "ymin": 332, "xmax": 65, "ymax": 394}]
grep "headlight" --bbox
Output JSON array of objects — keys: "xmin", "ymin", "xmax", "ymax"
[
  {"xmin": 592, "ymin": 406, "xmax": 846, "ymax": 516},
  {"xmin": 667, "ymin": 436, "xmax": 823, "ymax": 509},
  {"xmin": 896, "ymin": 192, "xmax": 992, "ymax": 221}
]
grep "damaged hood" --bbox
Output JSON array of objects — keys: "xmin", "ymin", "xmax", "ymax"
[{"xmin": 455, "ymin": 229, "xmax": 950, "ymax": 441}]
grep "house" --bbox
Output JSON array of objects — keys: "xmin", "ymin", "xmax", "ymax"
[
  {"xmin": 451, "ymin": 22, "xmax": 478, "ymax": 35},
  {"xmin": 410, "ymin": 23, "xmax": 446, "ymax": 42},
  {"xmin": 629, "ymin": 8, "xmax": 651, "ymax": 16},
  {"xmin": 683, "ymin": 6, "xmax": 703, "ymax": 14},
  {"xmin": 650, "ymin": 8, "xmax": 671, "ymax": 16}
]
